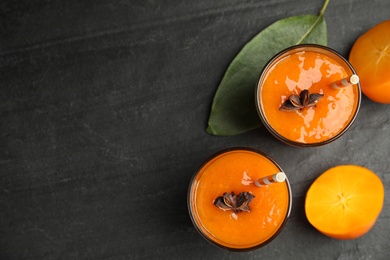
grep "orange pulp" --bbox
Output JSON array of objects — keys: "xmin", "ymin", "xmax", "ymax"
[{"xmin": 305, "ymin": 165, "xmax": 384, "ymax": 239}]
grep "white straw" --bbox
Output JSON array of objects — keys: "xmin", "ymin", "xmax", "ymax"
[
  {"xmin": 254, "ymin": 172, "xmax": 286, "ymax": 187},
  {"xmin": 331, "ymin": 75, "xmax": 359, "ymax": 89}
]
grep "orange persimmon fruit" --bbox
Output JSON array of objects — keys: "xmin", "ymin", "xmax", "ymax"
[
  {"xmin": 349, "ymin": 20, "xmax": 390, "ymax": 103},
  {"xmin": 305, "ymin": 165, "xmax": 384, "ymax": 240}
]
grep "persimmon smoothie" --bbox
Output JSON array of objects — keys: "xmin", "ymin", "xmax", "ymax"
[
  {"xmin": 256, "ymin": 45, "xmax": 361, "ymax": 147},
  {"xmin": 188, "ymin": 148, "xmax": 291, "ymax": 250}
]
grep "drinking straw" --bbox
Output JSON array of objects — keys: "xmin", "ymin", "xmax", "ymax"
[
  {"xmin": 254, "ymin": 172, "xmax": 286, "ymax": 187},
  {"xmin": 331, "ymin": 75, "xmax": 359, "ymax": 89}
]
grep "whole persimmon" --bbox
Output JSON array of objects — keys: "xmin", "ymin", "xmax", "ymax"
[
  {"xmin": 305, "ymin": 165, "xmax": 384, "ymax": 240},
  {"xmin": 349, "ymin": 20, "xmax": 390, "ymax": 103}
]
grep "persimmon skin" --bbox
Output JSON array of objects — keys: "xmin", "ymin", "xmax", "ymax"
[
  {"xmin": 305, "ymin": 165, "xmax": 384, "ymax": 240},
  {"xmin": 349, "ymin": 20, "xmax": 390, "ymax": 104}
]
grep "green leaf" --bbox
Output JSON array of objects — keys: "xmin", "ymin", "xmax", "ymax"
[{"xmin": 206, "ymin": 13, "xmax": 328, "ymax": 136}]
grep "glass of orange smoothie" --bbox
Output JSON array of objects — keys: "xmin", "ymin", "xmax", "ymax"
[
  {"xmin": 255, "ymin": 44, "xmax": 361, "ymax": 147},
  {"xmin": 188, "ymin": 148, "xmax": 292, "ymax": 251}
]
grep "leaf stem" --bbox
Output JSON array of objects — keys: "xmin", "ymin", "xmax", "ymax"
[
  {"xmin": 295, "ymin": 0, "xmax": 329, "ymax": 45},
  {"xmin": 319, "ymin": 0, "xmax": 330, "ymax": 16}
]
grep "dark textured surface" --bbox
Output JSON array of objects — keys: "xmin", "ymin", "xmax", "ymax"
[{"xmin": 1, "ymin": 0, "xmax": 389, "ymax": 259}]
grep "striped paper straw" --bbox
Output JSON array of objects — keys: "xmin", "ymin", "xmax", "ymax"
[
  {"xmin": 331, "ymin": 75, "xmax": 359, "ymax": 89},
  {"xmin": 254, "ymin": 172, "xmax": 286, "ymax": 187}
]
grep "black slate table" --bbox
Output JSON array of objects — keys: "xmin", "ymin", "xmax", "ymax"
[{"xmin": 1, "ymin": 0, "xmax": 389, "ymax": 259}]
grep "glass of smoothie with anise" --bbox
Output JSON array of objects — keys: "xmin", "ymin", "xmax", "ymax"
[
  {"xmin": 187, "ymin": 147, "xmax": 292, "ymax": 251},
  {"xmin": 255, "ymin": 44, "xmax": 361, "ymax": 147}
]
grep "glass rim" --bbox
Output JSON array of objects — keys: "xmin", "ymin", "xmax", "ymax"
[
  {"xmin": 187, "ymin": 147, "xmax": 292, "ymax": 251},
  {"xmin": 255, "ymin": 44, "xmax": 362, "ymax": 147}
]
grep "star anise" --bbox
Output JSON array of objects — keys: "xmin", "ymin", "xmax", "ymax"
[
  {"xmin": 213, "ymin": 192, "xmax": 255, "ymax": 213},
  {"xmin": 280, "ymin": 89, "xmax": 324, "ymax": 111}
]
